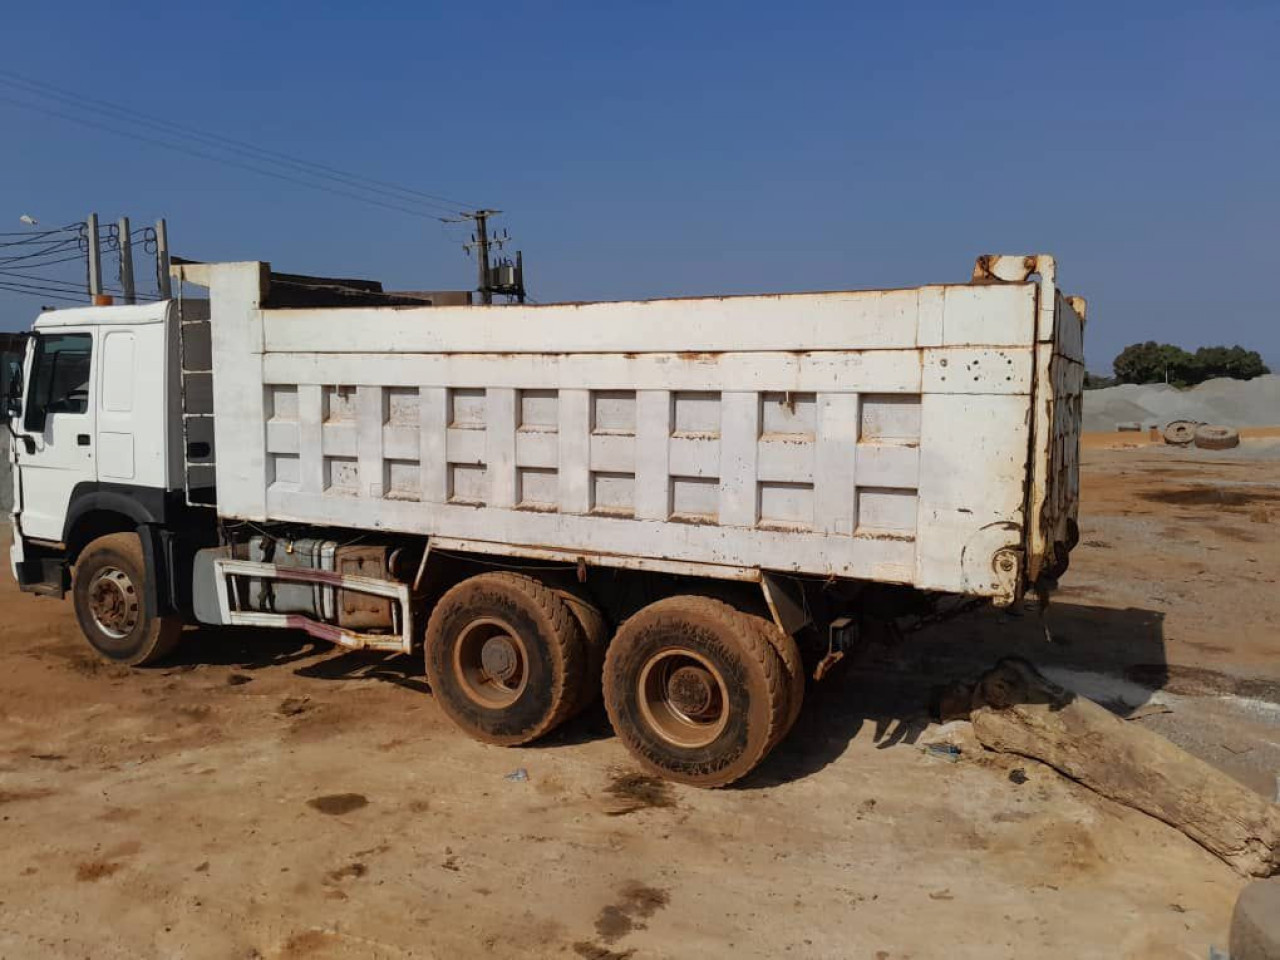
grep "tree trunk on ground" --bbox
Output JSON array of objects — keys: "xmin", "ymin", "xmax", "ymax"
[{"xmin": 970, "ymin": 657, "xmax": 1280, "ymax": 878}]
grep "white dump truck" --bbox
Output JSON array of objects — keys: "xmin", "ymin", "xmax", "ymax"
[{"xmin": 2, "ymin": 255, "xmax": 1085, "ymax": 785}]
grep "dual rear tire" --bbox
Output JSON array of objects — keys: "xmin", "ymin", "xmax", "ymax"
[
  {"xmin": 603, "ymin": 596, "xmax": 796, "ymax": 787},
  {"xmin": 426, "ymin": 577, "xmax": 804, "ymax": 788},
  {"xmin": 424, "ymin": 572, "xmax": 594, "ymax": 746}
]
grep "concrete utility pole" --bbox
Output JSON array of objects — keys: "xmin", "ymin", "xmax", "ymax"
[
  {"xmin": 86, "ymin": 212, "xmax": 102, "ymax": 300},
  {"xmin": 155, "ymin": 218, "xmax": 172, "ymax": 299},
  {"xmin": 452, "ymin": 209, "xmax": 526, "ymax": 305},
  {"xmin": 118, "ymin": 216, "xmax": 136, "ymax": 304},
  {"xmin": 470, "ymin": 209, "xmax": 498, "ymax": 305}
]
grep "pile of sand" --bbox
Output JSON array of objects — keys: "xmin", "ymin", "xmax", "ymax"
[{"xmin": 1083, "ymin": 375, "xmax": 1280, "ymax": 432}]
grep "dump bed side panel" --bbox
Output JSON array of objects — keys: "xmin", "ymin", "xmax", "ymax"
[
  {"xmin": 1027, "ymin": 290, "xmax": 1085, "ymax": 583},
  {"xmin": 190, "ymin": 262, "xmax": 1041, "ymax": 601}
]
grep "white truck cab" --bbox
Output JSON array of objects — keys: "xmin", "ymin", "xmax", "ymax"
[
  {"xmin": 4, "ymin": 300, "xmax": 205, "ymax": 663},
  {"xmin": 10, "ymin": 302, "xmax": 183, "ymax": 538}
]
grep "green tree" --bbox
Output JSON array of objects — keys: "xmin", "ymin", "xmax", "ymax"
[
  {"xmin": 1113, "ymin": 341, "xmax": 1197, "ymax": 386},
  {"xmin": 1112, "ymin": 342, "xmax": 1269, "ymax": 386},
  {"xmin": 1193, "ymin": 345, "xmax": 1270, "ymax": 381}
]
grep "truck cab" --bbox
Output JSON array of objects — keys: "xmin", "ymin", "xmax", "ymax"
[{"xmin": 4, "ymin": 300, "xmax": 207, "ymax": 659}]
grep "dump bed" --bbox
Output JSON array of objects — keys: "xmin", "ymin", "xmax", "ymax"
[{"xmin": 177, "ymin": 255, "xmax": 1084, "ymax": 605}]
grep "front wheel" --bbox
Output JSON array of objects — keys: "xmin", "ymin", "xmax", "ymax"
[{"xmin": 72, "ymin": 533, "xmax": 182, "ymax": 666}]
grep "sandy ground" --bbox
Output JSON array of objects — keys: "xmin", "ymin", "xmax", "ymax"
[{"xmin": 1, "ymin": 436, "xmax": 1277, "ymax": 960}]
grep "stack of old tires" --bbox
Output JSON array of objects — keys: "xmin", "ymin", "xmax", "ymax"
[{"xmin": 1162, "ymin": 420, "xmax": 1240, "ymax": 450}]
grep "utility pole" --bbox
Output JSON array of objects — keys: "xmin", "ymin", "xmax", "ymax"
[
  {"xmin": 118, "ymin": 216, "xmax": 136, "ymax": 304},
  {"xmin": 86, "ymin": 212, "xmax": 103, "ymax": 300},
  {"xmin": 459, "ymin": 208, "xmax": 499, "ymax": 305},
  {"xmin": 155, "ymin": 218, "xmax": 172, "ymax": 299},
  {"xmin": 452, "ymin": 209, "xmax": 526, "ymax": 305}
]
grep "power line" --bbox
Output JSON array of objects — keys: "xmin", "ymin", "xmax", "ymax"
[
  {"xmin": 0, "ymin": 223, "xmax": 82, "ymax": 240},
  {"xmin": 0, "ymin": 71, "xmax": 482, "ymax": 219},
  {"xmin": 0, "ymin": 279, "xmax": 86, "ymax": 302},
  {"xmin": 0, "ymin": 70, "xmax": 480, "ymax": 213},
  {"xmin": 0, "ymin": 231, "xmax": 80, "ymax": 249},
  {"xmin": 0, "ymin": 94, "xmax": 467, "ymax": 224},
  {"xmin": 0, "ymin": 269, "xmax": 86, "ymax": 290},
  {"xmin": 0, "ymin": 238, "xmax": 84, "ymax": 267}
]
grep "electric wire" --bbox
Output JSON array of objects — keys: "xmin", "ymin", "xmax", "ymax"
[
  {"xmin": 0, "ymin": 280, "xmax": 86, "ymax": 303},
  {"xmin": 0, "ymin": 239, "xmax": 84, "ymax": 267},
  {"xmin": 0, "ymin": 72, "xmax": 482, "ymax": 219},
  {"xmin": 0, "ymin": 95, "xmax": 462, "ymax": 223},
  {"xmin": 0, "ymin": 69, "xmax": 479, "ymax": 213},
  {"xmin": 0, "ymin": 222, "xmax": 82, "ymax": 240},
  {"xmin": 0, "ymin": 269, "xmax": 87, "ymax": 290}
]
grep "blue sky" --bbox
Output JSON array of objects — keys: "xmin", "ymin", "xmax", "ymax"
[{"xmin": 1, "ymin": 1, "xmax": 1276, "ymax": 374}]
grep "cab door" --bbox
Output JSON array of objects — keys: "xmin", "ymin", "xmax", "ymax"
[{"xmin": 14, "ymin": 330, "xmax": 97, "ymax": 541}]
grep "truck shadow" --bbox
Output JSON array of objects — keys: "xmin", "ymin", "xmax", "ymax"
[
  {"xmin": 168, "ymin": 625, "xmax": 329, "ymax": 671},
  {"xmin": 742, "ymin": 600, "xmax": 1168, "ymax": 789},
  {"xmin": 168, "ymin": 626, "xmax": 434, "ymax": 695},
  {"xmin": 171, "ymin": 599, "xmax": 1174, "ymax": 786}
]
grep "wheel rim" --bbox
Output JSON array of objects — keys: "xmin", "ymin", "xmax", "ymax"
[
  {"xmin": 87, "ymin": 566, "xmax": 140, "ymax": 640},
  {"xmin": 453, "ymin": 617, "xmax": 529, "ymax": 708},
  {"xmin": 637, "ymin": 648, "xmax": 730, "ymax": 749}
]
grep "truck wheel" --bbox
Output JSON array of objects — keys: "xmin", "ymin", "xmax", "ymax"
[
  {"xmin": 603, "ymin": 596, "xmax": 786, "ymax": 788},
  {"xmin": 744, "ymin": 614, "xmax": 805, "ymax": 747},
  {"xmin": 554, "ymin": 587, "xmax": 610, "ymax": 717},
  {"xmin": 72, "ymin": 533, "xmax": 182, "ymax": 666},
  {"xmin": 425, "ymin": 572, "xmax": 586, "ymax": 746}
]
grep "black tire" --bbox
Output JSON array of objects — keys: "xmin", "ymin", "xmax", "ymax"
[
  {"xmin": 603, "ymin": 596, "xmax": 786, "ymax": 788},
  {"xmin": 553, "ymin": 586, "xmax": 610, "ymax": 717},
  {"xmin": 72, "ymin": 532, "xmax": 182, "ymax": 666},
  {"xmin": 744, "ymin": 613, "xmax": 805, "ymax": 747},
  {"xmin": 424, "ymin": 572, "xmax": 586, "ymax": 746}
]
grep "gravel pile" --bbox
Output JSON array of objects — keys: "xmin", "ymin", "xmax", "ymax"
[{"xmin": 1083, "ymin": 375, "xmax": 1280, "ymax": 432}]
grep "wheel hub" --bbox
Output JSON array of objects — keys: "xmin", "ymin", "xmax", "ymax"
[
  {"xmin": 480, "ymin": 636, "xmax": 519, "ymax": 684},
  {"xmin": 453, "ymin": 617, "xmax": 529, "ymax": 708},
  {"xmin": 637, "ymin": 649, "xmax": 730, "ymax": 749},
  {"xmin": 87, "ymin": 567, "xmax": 139, "ymax": 639},
  {"xmin": 667, "ymin": 665, "xmax": 716, "ymax": 718}
]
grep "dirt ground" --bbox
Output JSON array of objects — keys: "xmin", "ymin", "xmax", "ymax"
[{"xmin": 1, "ymin": 436, "xmax": 1277, "ymax": 960}]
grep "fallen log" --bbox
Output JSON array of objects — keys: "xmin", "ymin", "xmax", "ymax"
[{"xmin": 969, "ymin": 658, "xmax": 1280, "ymax": 878}]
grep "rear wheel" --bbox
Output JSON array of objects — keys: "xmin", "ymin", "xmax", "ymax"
[
  {"xmin": 72, "ymin": 532, "xmax": 182, "ymax": 666},
  {"xmin": 745, "ymin": 614, "xmax": 805, "ymax": 747},
  {"xmin": 554, "ymin": 587, "xmax": 610, "ymax": 717},
  {"xmin": 603, "ymin": 596, "xmax": 787, "ymax": 788},
  {"xmin": 425, "ymin": 572, "xmax": 586, "ymax": 745}
]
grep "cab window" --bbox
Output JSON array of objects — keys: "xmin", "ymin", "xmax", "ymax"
[
  {"xmin": 23, "ymin": 332, "xmax": 92, "ymax": 432},
  {"xmin": 0, "ymin": 333, "xmax": 25, "ymax": 415}
]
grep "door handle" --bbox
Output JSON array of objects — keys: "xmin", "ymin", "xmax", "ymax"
[{"xmin": 77, "ymin": 434, "xmax": 90, "ymax": 446}]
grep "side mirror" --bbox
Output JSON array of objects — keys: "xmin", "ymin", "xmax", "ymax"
[{"xmin": 0, "ymin": 336, "xmax": 27, "ymax": 427}]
